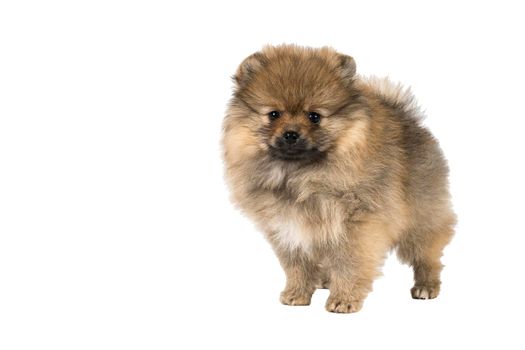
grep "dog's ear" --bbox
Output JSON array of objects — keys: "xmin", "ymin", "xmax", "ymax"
[
  {"xmin": 234, "ymin": 52, "xmax": 264, "ymax": 87},
  {"xmin": 338, "ymin": 54, "xmax": 357, "ymax": 81}
]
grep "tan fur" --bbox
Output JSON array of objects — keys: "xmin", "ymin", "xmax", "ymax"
[{"xmin": 222, "ymin": 44, "xmax": 456, "ymax": 313}]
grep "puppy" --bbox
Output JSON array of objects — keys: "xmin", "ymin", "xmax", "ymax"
[{"xmin": 222, "ymin": 44, "xmax": 456, "ymax": 313}]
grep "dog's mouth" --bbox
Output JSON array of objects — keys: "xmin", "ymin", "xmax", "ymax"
[{"xmin": 268, "ymin": 144, "xmax": 325, "ymax": 162}]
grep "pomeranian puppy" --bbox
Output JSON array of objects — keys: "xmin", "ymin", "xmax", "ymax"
[{"xmin": 222, "ymin": 45, "xmax": 456, "ymax": 313}]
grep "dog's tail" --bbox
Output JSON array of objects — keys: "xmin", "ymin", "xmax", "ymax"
[{"xmin": 357, "ymin": 75, "xmax": 424, "ymax": 120}]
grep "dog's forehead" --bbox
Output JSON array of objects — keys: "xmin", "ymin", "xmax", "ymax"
[
  {"xmin": 265, "ymin": 55, "xmax": 335, "ymax": 84},
  {"xmin": 250, "ymin": 66, "xmax": 343, "ymax": 110}
]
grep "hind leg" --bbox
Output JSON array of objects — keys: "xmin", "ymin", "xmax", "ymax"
[
  {"xmin": 315, "ymin": 265, "xmax": 331, "ymax": 289},
  {"xmin": 397, "ymin": 222, "xmax": 455, "ymax": 300}
]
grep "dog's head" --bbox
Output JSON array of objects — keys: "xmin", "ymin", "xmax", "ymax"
[{"xmin": 226, "ymin": 45, "xmax": 361, "ymax": 164}]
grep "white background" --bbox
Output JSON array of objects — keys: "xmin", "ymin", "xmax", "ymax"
[{"xmin": 1, "ymin": 1, "xmax": 524, "ymax": 349}]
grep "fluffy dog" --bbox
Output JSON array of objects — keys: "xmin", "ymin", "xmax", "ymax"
[{"xmin": 222, "ymin": 44, "xmax": 456, "ymax": 313}]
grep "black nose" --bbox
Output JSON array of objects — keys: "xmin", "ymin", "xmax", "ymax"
[{"xmin": 283, "ymin": 130, "xmax": 300, "ymax": 144}]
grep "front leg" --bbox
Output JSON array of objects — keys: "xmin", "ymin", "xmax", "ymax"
[
  {"xmin": 270, "ymin": 243, "xmax": 319, "ymax": 306},
  {"xmin": 324, "ymin": 221, "xmax": 392, "ymax": 313}
]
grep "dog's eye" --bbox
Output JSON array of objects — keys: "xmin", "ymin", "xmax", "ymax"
[
  {"xmin": 308, "ymin": 112, "xmax": 321, "ymax": 124},
  {"xmin": 268, "ymin": 111, "xmax": 281, "ymax": 121}
]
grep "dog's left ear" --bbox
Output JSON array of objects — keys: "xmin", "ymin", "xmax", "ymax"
[{"xmin": 338, "ymin": 54, "xmax": 357, "ymax": 81}]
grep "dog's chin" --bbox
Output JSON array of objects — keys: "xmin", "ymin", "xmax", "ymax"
[{"xmin": 268, "ymin": 145, "xmax": 325, "ymax": 163}]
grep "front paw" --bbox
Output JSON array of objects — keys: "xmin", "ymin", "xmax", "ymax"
[
  {"xmin": 411, "ymin": 284, "xmax": 440, "ymax": 300},
  {"xmin": 325, "ymin": 295, "xmax": 363, "ymax": 313},
  {"xmin": 280, "ymin": 289, "xmax": 312, "ymax": 306}
]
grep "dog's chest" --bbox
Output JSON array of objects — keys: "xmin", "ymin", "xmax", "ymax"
[
  {"xmin": 271, "ymin": 216, "xmax": 313, "ymax": 252},
  {"xmin": 267, "ymin": 197, "xmax": 346, "ymax": 253}
]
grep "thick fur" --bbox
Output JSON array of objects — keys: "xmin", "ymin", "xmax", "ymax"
[{"xmin": 222, "ymin": 45, "xmax": 456, "ymax": 313}]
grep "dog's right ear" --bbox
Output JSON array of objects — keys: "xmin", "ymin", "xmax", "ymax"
[{"xmin": 233, "ymin": 52, "xmax": 264, "ymax": 87}]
